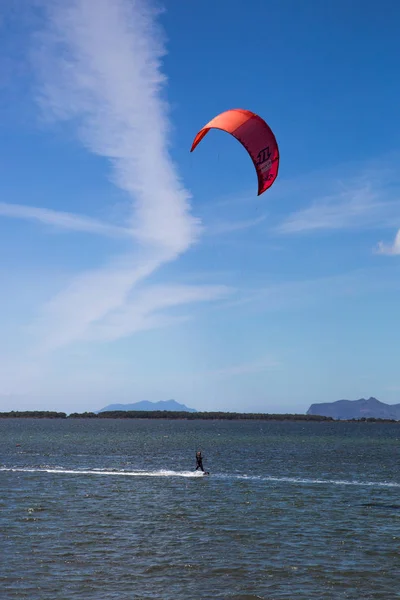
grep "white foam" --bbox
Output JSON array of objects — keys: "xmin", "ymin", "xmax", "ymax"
[
  {"xmin": 1, "ymin": 467, "xmax": 399, "ymax": 488},
  {"xmin": 0, "ymin": 467, "xmax": 206, "ymax": 478},
  {"xmin": 235, "ymin": 474, "xmax": 400, "ymax": 488}
]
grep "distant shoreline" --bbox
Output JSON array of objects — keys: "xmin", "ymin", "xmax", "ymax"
[{"xmin": 0, "ymin": 410, "xmax": 399, "ymax": 423}]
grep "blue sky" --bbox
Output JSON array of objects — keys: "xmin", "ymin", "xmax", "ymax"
[{"xmin": 1, "ymin": 0, "xmax": 400, "ymax": 414}]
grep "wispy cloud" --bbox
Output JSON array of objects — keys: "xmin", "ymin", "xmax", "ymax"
[
  {"xmin": 375, "ymin": 230, "xmax": 400, "ymax": 256},
  {"xmin": 0, "ymin": 201, "xmax": 131, "ymax": 237},
  {"xmin": 272, "ymin": 157, "xmax": 400, "ymax": 236},
  {"xmin": 275, "ymin": 183, "xmax": 400, "ymax": 235},
  {"xmin": 85, "ymin": 283, "xmax": 232, "ymax": 342},
  {"xmin": 26, "ymin": 0, "xmax": 218, "ymax": 350},
  {"xmin": 34, "ymin": 0, "xmax": 201, "ymax": 253}
]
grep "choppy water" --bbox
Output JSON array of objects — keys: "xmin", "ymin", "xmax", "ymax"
[{"xmin": 1, "ymin": 418, "xmax": 400, "ymax": 599}]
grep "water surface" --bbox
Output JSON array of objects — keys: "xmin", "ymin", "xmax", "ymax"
[{"xmin": 1, "ymin": 418, "xmax": 400, "ymax": 599}]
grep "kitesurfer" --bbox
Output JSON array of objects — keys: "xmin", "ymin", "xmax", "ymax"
[{"xmin": 195, "ymin": 450, "xmax": 204, "ymax": 472}]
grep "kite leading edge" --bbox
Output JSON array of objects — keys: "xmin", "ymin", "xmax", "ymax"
[{"xmin": 190, "ymin": 108, "xmax": 279, "ymax": 196}]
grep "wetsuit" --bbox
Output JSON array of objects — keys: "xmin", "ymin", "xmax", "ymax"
[{"xmin": 195, "ymin": 452, "xmax": 204, "ymax": 471}]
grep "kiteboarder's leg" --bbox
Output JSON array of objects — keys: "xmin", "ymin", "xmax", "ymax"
[
  {"xmin": 195, "ymin": 460, "xmax": 204, "ymax": 471},
  {"xmin": 195, "ymin": 450, "xmax": 204, "ymax": 471}
]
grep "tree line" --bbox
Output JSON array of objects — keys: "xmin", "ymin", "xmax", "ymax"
[{"xmin": 0, "ymin": 409, "xmax": 397, "ymax": 422}]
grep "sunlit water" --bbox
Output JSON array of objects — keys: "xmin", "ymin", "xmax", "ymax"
[{"xmin": 1, "ymin": 418, "xmax": 400, "ymax": 599}]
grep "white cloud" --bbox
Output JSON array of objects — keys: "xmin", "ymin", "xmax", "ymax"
[
  {"xmin": 33, "ymin": 0, "xmax": 200, "ymax": 254},
  {"xmin": 0, "ymin": 201, "xmax": 131, "ymax": 237},
  {"xmin": 25, "ymin": 0, "xmax": 215, "ymax": 350},
  {"xmin": 275, "ymin": 183, "xmax": 400, "ymax": 234},
  {"xmin": 30, "ymin": 254, "xmax": 157, "ymax": 350},
  {"xmin": 85, "ymin": 283, "xmax": 232, "ymax": 342},
  {"xmin": 271, "ymin": 157, "xmax": 400, "ymax": 236},
  {"xmin": 375, "ymin": 230, "xmax": 400, "ymax": 256}
]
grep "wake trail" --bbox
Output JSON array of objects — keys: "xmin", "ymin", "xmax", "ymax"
[
  {"xmin": 0, "ymin": 467, "xmax": 205, "ymax": 478},
  {"xmin": 233, "ymin": 474, "xmax": 400, "ymax": 488},
  {"xmin": 1, "ymin": 467, "xmax": 399, "ymax": 488}
]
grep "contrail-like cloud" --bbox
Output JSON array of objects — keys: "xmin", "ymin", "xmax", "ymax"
[
  {"xmin": 29, "ymin": 0, "xmax": 222, "ymax": 350},
  {"xmin": 0, "ymin": 202, "xmax": 131, "ymax": 237},
  {"xmin": 34, "ymin": 0, "xmax": 200, "ymax": 254}
]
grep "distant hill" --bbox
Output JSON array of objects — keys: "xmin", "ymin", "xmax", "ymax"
[
  {"xmin": 96, "ymin": 400, "xmax": 197, "ymax": 414},
  {"xmin": 307, "ymin": 397, "xmax": 400, "ymax": 420}
]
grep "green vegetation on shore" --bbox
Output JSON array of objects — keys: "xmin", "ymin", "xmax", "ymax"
[
  {"xmin": 0, "ymin": 410, "xmax": 398, "ymax": 422},
  {"xmin": 0, "ymin": 411, "xmax": 68, "ymax": 419}
]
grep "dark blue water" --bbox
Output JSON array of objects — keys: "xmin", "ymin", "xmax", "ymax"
[{"xmin": 1, "ymin": 418, "xmax": 400, "ymax": 599}]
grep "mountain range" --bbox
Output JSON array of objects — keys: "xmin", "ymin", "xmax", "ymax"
[
  {"xmin": 307, "ymin": 397, "xmax": 400, "ymax": 420},
  {"xmin": 96, "ymin": 400, "xmax": 197, "ymax": 413}
]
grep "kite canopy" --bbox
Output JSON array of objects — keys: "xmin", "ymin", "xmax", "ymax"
[{"xmin": 190, "ymin": 108, "xmax": 279, "ymax": 196}]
